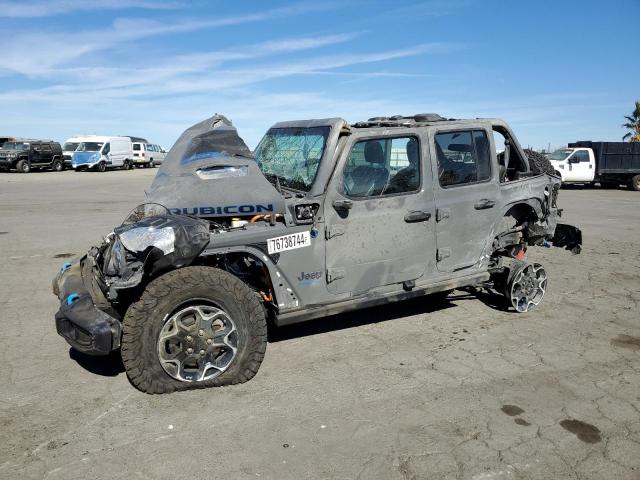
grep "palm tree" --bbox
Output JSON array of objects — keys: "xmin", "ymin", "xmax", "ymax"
[{"xmin": 622, "ymin": 101, "xmax": 640, "ymax": 142}]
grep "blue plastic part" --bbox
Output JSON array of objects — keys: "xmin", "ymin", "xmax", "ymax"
[
  {"xmin": 61, "ymin": 262, "xmax": 72, "ymax": 272},
  {"xmin": 67, "ymin": 293, "xmax": 80, "ymax": 305},
  {"xmin": 542, "ymin": 240, "xmax": 551, "ymax": 248}
]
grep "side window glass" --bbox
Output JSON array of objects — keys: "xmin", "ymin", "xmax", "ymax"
[
  {"xmin": 576, "ymin": 151, "xmax": 589, "ymax": 162},
  {"xmin": 133, "ymin": 144, "xmax": 141, "ymax": 151},
  {"xmin": 435, "ymin": 130, "xmax": 491, "ymax": 187},
  {"xmin": 102, "ymin": 143, "xmax": 110, "ymax": 155},
  {"xmin": 342, "ymin": 136, "xmax": 420, "ymax": 198}
]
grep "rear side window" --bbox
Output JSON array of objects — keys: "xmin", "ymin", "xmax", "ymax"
[
  {"xmin": 133, "ymin": 144, "xmax": 141, "ymax": 151},
  {"xmin": 435, "ymin": 130, "xmax": 491, "ymax": 187}
]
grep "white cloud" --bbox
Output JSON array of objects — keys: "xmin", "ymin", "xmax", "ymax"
[
  {"xmin": 0, "ymin": 2, "xmax": 340, "ymax": 75},
  {"xmin": 0, "ymin": 0, "xmax": 183, "ymax": 18}
]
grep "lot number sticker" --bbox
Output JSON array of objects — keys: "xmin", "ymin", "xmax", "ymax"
[{"xmin": 267, "ymin": 231, "xmax": 311, "ymax": 254}]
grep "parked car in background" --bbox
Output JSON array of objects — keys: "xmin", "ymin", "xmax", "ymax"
[
  {"xmin": 549, "ymin": 141, "xmax": 640, "ymax": 190},
  {"xmin": 62, "ymin": 136, "xmax": 96, "ymax": 168},
  {"xmin": 71, "ymin": 136, "xmax": 134, "ymax": 172},
  {"xmin": 0, "ymin": 140, "xmax": 63, "ymax": 173},
  {"xmin": 132, "ymin": 142, "xmax": 167, "ymax": 167}
]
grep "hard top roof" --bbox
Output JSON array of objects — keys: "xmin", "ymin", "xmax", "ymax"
[{"xmin": 269, "ymin": 114, "xmax": 502, "ymax": 131}]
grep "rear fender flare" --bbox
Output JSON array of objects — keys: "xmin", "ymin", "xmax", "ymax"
[{"xmin": 487, "ymin": 199, "xmax": 547, "ymax": 252}]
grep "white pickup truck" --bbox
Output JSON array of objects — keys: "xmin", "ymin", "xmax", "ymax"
[{"xmin": 549, "ymin": 141, "xmax": 640, "ymax": 190}]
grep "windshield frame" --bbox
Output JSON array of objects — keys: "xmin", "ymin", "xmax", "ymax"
[
  {"xmin": 2, "ymin": 142, "xmax": 30, "ymax": 150},
  {"xmin": 549, "ymin": 149, "xmax": 573, "ymax": 161},
  {"xmin": 62, "ymin": 142, "xmax": 80, "ymax": 152},
  {"xmin": 254, "ymin": 126, "xmax": 330, "ymax": 192},
  {"xmin": 77, "ymin": 142, "xmax": 104, "ymax": 152}
]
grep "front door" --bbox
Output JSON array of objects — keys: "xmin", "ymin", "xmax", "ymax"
[
  {"xmin": 564, "ymin": 149, "xmax": 592, "ymax": 182},
  {"xmin": 432, "ymin": 128, "xmax": 499, "ymax": 272},
  {"xmin": 324, "ymin": 133, "xmax": 436, "ymax": 295},
  {"xmin": 30, "ymin": 144, "xmax": 42, "ymax": 164}
]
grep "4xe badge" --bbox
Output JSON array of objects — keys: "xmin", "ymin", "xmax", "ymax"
[{"xmin": 297, "ymin": 271, "xmax": 323, "ymax": 286}]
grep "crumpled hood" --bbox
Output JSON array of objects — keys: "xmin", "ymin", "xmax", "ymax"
[{"xmin": 147, "ymin": 114, "xmax": 285, "ymax": 218}]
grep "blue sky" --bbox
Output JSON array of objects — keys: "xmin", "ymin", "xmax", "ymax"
[{"xmin": 0, "ymin": 0, "xmax": 638, "ymax": 150}]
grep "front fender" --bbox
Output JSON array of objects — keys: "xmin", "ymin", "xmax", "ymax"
[{"xmin": 203, "ymin": 245, "xmax": 301, "ymax": 311}]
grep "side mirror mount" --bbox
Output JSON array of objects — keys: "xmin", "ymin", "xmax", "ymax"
[{"xmin": 332, "ymin": 198, "xmax": 353, "ymax": 210}]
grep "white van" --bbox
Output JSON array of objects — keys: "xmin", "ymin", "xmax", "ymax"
[
  {"xmin": 62, "ymin": 136, "xmax": 95, "ymax": 168},
  {"xmin": 71, "ymin": 136, "xmax": 134, "ymax": 172},
  {"xmin": 132, "ymin": 142, "xmax": 167, "ymax": 167}
]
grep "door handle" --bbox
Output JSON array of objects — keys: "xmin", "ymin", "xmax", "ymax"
[
  {"xmin": 332, "ymin": 199, "xmax": 353, "ymax": 210},
  {"xmin": 474, "ymin": 199, "xmax": 495, "ymax": 210},
  {"xmin": 404, "ymin": 210, "xmax": 431, "ymax": 223}
]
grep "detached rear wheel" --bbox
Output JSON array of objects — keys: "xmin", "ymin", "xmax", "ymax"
[
  {"xmin": 505, "ymin": 261, "xmax": 547, "ymax": 313},
  {"xmin": 121, "ymin": 266, "xmax": 267, "ymax": 394}
]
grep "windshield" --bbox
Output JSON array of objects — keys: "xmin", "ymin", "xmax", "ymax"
[
  {"xmin": 2, "ymin": 142, "xmax": 29, "ymax": 150},
  {"xmin": 77, "ymin": 142, "xmax": 104, "ymax": 152},
  {"xmin": 549, "ymin": 149, "xmax": 573, "ymax": 161},
  {"xmin": 62, "ymin": 142, "xmax": 79, "ymax": 152},
  {"xmin": 254, "ymin": 127, "xmax": 329, "ymax": 191}
]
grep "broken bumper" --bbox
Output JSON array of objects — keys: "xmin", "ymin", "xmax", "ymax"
[{"xmin": 53, "ymin": 258, "xmax": 121, "ymax": 356}]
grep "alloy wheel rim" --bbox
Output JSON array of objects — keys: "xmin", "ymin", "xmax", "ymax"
[
  {"xmin": 509, "ymin": 263, "xmax": 547, "ymax": 313},
  {"xmin": 157, "ymin": 304, "xmax": 238, "ymax": 382}
]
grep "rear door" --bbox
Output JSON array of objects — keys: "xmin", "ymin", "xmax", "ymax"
[
  {"xmin": 40, "ymin": 143, "xmax": 53, "ymax": 165},
  {"xmin": 132, "ymin": 142, "xmax": 142, "ymax": 163},
  {"xmin": 432, "ymin": 128, "xmax": 499, "ymax": 272},
  {"xmin": 324, "ymin": 133, "xmax": 436, "ymax": 295}
]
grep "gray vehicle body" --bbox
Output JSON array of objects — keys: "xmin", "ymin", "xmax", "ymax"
[{"xmin": 53, "ymin": 113, "xmax": 581, "ymax": 356}]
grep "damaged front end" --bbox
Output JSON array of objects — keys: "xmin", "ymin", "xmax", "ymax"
[{"xmin": 53, "ymin": 204, "xmax": 210, "ymax": 355}]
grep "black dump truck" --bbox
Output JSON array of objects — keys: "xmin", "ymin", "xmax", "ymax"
[{"xmin": 548, "ymin": 141, "xmax": 640, "ymax": 190}]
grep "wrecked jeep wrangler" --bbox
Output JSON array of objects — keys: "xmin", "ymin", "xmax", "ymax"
[{"xmin": 53, "ymin": 113, "xmax": 581, "ymax": 393}]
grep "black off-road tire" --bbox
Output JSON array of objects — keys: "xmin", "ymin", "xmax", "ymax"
[
  {"xmin": 121, "ymin": 266, "xmax": 267, "ymax": 394},
  {"xmin": 52, "ymin": 159, "xmax": 63, "ymax": 171},
  {"xmin": 524, "ymin": 149, "xmax": 556, "ymax": 176},
  {"xmin": 629, "ymin": 175, "xmax": 640, "ymax": 191},
  {"xmin": 16, "ymin": 159, "xmax": 30, "ymax": 173}
]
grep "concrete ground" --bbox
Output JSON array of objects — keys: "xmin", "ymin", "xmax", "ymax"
[{"xmin": 1, "ymin": 169, "xmax": 639, "ymax": 480}]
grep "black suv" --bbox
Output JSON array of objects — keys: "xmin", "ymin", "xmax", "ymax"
[{"xmin": 0, "ymin": 140, "xmax": 64, "ymax": 173}]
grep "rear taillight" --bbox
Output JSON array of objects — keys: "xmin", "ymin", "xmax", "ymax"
[{"xmin": 141, "ymin": 152, "xmax": 145, "ymax": 157}]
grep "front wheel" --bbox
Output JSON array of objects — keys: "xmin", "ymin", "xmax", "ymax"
[
  {"xmin": 121, "ymin": 266, "xmax": 268, "ymax": 394},
  {"xmin": 97, "ymin": 162, "xmax": 107, "ymax": 172},
  {"xmin": 16, "ymin": 159, "xmax": 30, "ymax": 173}
]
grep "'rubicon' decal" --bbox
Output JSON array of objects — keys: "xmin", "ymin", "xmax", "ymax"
[{"xmin": 169, "ymin": 204, "xmax": 274, "ymax": 217}]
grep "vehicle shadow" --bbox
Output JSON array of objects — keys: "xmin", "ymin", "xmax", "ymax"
[
  {"xmin": 270, "ymin": 288, "xmax": 511, "ymax": 343},
  {"xmin": 69, "ymin": 348, "xmax": 125, "ymax": 376}
]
